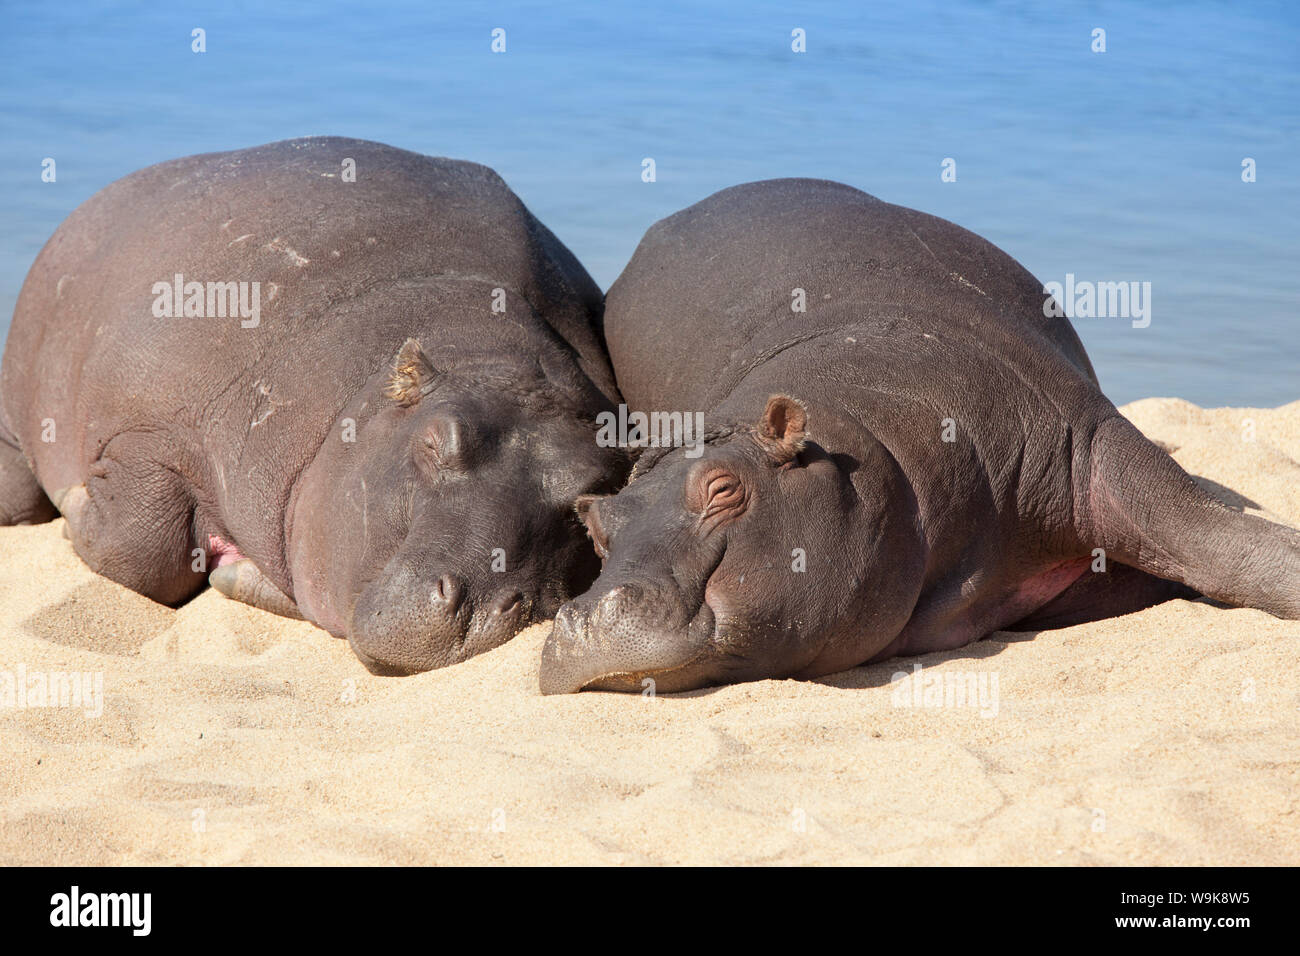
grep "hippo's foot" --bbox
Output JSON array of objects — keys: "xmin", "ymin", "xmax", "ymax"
[
  {"xmin": 209, "ymin": 559, "xmax": 303, "ymax": 620},
  {"xmin": 58, "ymin": 432, "xmax": 207, "ymax": 606},
  {"xmin": 1084, "ymin": 415, "xmax": 1300, "ymax": 620},
  {"xmin": 0, "ymin": 435, "xmax": 55, "ymax": 526}
]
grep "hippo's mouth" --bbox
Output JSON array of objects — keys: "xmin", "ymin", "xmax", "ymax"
[
  {"xmin": 349, "ymin": 642, "xmax": 419, "ymax": 677},
  {"xmin": 539, "ymin": 594, "xmax": 720, "ymax": 694},
  {"xmin": 348, "ymin": 589, "xmax": 542, "ymax": 676}
]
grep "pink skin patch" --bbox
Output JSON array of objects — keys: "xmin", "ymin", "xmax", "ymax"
[
  {"xmin": 206, "ymin": 533, "xmax": 246, "ymax": 569},
  {"xmin": 1006, "ymin": 557, "xmax": 1091, "ymax": 611},
  {"xmin": 879, "ymin": 556, "xmax": 1094, "ymax": 658}
]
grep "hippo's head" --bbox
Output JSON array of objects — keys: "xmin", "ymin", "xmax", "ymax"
[
  {"xmin": 540, "ymin": 395, "xmax": 925, "ymax": 693},
  {"xmin": 292, "ymin": 338, "xmax": 627, "ymax": 675}
]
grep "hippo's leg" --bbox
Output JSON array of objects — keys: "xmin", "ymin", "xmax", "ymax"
[
  {"xmin": 1082, "ymin": 415, "xmax": 1300, "ymax": 619},
  {"xmin": 209, "ymin": 559, "xmax": 303, "ymax": 620},
  {"xmin": 0, "ymin": 433, "xmax": 56, "ymax": 525},
  {"xmin": 58, "ymin": 433, "xmax": 205, "ymax": 606},
  {"xmin": 1008, "ymin": 562, "xmax": 1198, "ymax": 630}
]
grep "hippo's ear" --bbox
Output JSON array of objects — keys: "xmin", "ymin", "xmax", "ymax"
[
  {"xmin": 757, "ymin": 394, "xmax": 808, "ymax": 462},
  {"xmin": 386, "ymin": 338, "xmax": 439, "ymax": 407},
  {"xmin": 573, "ymin": 494, "xmax": 604, "ymax": 523},
  {"xmin": 574, "ymin": 494, "xmax": 611, "ymax": 557}
]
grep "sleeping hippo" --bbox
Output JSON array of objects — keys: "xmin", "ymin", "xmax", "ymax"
[
  {"xmin": 0, "ymin": 137, "xmax": 628, "ymax": 674},
  {"xmin": 539, "ymin": 178, "xmax": 1300, "ymax": 694}
]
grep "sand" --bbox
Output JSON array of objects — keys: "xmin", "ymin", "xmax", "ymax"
[{"xmin": 1, "ymin": 398, "xmax": 1297, "ymax": 866}]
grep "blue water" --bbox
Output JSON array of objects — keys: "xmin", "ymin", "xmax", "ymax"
[{"xmin": 2, "ymin": 1, "xmax": 1296, "ymax": 406}]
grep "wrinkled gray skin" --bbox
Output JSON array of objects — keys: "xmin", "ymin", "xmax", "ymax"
[
  {"xmin": 1, "ymin": 137, "xmax": 628, "ymax": 674},
  {"xmin": 541, "ymin": 178, "xmax": 1300, "ymax": 694}
]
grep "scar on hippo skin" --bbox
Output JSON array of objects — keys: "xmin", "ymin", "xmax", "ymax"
[{"xmin": 540, "ymin": 177, "xmax": 1300, "ymax": 695}]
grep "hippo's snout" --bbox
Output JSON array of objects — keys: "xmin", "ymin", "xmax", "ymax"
[
  {"xmin": 539, "ymin": 603, "xmax": 602, "ymax": 694},
  {"xmin": 350, "ymin": 570, "xmax": 537, "ymax": 675},
  {"xmin": 540, "ymin": 584, "xmax": 716, "ymax": 694}
]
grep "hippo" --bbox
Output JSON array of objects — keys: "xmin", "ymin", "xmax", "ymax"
[
  {"xmin": 0, "ymin": 137, "xmax": 629, "ymax": 674},
  {"xmin": 540, "ymin": 178, "xmax": 1300, "ymax": 694}
]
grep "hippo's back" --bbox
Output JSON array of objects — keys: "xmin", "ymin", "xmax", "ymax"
[
  {"xmin": 605, "ymin": 178, "xmax": 1096, "ymax": 411},
  {"xmin": 2, "ymin": 136, "xmax": 612, "ymax": 489}
]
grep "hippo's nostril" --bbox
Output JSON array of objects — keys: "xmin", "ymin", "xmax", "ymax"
[
  {"xmin": 492, "ymin": 589, "xmax": 524, "ymax": 616},
  {"xmin": 431, "ymin": 574, "xmax": 466, "ymax": 615}
]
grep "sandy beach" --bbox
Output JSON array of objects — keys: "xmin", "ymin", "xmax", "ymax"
[{"xmin": 1, "ymin": 397, "xmax": 1297, "ymax": 866}]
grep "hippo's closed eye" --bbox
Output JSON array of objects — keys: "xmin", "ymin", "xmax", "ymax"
[
  {"xmin": 687, "ymin": 466, "xmax": 750, "ymax": 528},
  {"xmin": 414, "ymin": 413, "xmax": 476, "ymax": 471}
]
